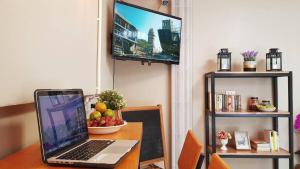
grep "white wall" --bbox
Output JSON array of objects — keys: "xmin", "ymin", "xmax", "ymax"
[
  {"xmin": 192, "ymin": 0, "xmax": 300, "ymax": 168},
  {"xmin": 0, "ymin": 0, "xmax": 98, "ymax": 106},
  {"xmin": 0, "ymin": 0, "xmax": 98, "ymax": 159}
]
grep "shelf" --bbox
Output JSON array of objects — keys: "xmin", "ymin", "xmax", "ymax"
[
  {"xmin": 205, "ymin": 71, "xmax": 291, "ymax": 78},
  {"xmin": 204, "ymin": 70, "xmax": 294, "ymax": 168},
  {"xmin": 209, "ymin": 146, "xmax": 290, "ymax": 158},
  {"xmin": 207, "ymin": 110, "xmax": 291, "ymax": 117}
]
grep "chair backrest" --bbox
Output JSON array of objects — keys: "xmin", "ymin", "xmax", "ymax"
[
  {"xmin": 208, "ymin": 154, "xmax": 231, "ymax": 169},
  {"xmin": 121, "ymin": 105, "xmax": 168, "ymax": 169},
  {"xmin": 178, "ymin": 130, "xmax": 203, "ymax": 169}
]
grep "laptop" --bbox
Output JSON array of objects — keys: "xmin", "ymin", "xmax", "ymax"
[{"xmin": 34, "ymin": 89, "xmax": 138, "ymax": 168}]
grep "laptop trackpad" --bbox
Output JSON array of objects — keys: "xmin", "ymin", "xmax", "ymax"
[
  {"xmin": 92, "ymin": 146, "xmax": 130, "ymax": 164},
  {"xmin": 93, "ymin": 153, "xmax": 123, "ymax": 164},
  {"xmin": 104, "ymin": 146, "xmax": 131, "ymax": 154}
]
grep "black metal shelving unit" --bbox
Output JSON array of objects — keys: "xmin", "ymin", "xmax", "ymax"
[{"xmin": 204, "ymin": 71, "xmax": 293, "ymax": 169}]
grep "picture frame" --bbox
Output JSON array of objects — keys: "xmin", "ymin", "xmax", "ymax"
[{"xmin": 234, "ymin": 131, "xmax": 251, "ymax": 150}]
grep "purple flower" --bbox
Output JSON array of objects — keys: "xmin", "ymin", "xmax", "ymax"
[
  {"xmin": 294, "ymin": 114, "xmax": 300, "ymax": 131},
  {"xmin": 241, "ymin": 50, "xmax": 258, "ymax": 61}
]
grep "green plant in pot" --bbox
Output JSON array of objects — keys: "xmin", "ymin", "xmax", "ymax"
[
  {"xmin": 241, "ymin": 50, "xmax": 258, "ymax": 71},
  {"xmin": 98, "ymin": 90, "xmax": 127, "ymax": 120}
]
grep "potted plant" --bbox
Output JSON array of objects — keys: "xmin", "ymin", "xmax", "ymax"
[
  {"xmin": 98, "ymin": 90, "xmax": 127, "ymax": 119},
  {"xmin": 217, "ymin": 130, "xmax": 232, "ymax": 151},
  {"xmin": 241, "ymin": 50, "xmax": 258, "ymax": 71}
]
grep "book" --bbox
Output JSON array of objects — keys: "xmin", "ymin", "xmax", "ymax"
[
  {"xmin": 251, "ymin": 139, "xmax": 270, "ymax": 146},
  {"xmin": 208, "ymin": 91, "xmax": 242, "ymax": 112},
  {"xmin": 263, "ymin": 130, "xmax": 279, "ymax": 151},
  {"xmin": 218, "ymin": 94, "xmax": 223, "ymax": 111},
  {"xmin": 236, "ymin": 95, "xmax": 242, "ymax": 111},
  {"xmin": 272, "ymin": 131, "xmax": 279, "ymax": 151},
  {"xmin": 251, "ymin": 139, "xmax": 271, "ymax": 152},
  {"xmin": 222, "ymin": 94, "xmax": 226, "ymax": 112},
  {"xmin": 263, "ymin": 130, "xmax": 273, "ymax": 151}
]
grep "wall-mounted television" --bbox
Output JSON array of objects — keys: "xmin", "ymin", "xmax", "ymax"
[{"xmin": 112, "ymin": 1, "xmax": 182, "ymax": 65}]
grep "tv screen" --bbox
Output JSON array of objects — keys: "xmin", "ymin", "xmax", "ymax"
[{"xmin": 112, "ymin": 1, "xmax": 182, "ymax": 64}]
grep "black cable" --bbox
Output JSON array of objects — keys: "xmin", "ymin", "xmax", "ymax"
[
  {"xmin": 113, "ymin": 58, "xmax": 116, "ymax": 90},
  {"xmin": 96, "ymin": 0, "xmax": 100, "ymax": 93}
]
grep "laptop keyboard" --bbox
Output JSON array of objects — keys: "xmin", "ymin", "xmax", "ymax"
[{"xmin": 57, "ymin": 140, "xmax": 114, "ymax": 161}]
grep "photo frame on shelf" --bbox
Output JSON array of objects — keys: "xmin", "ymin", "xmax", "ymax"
[{"xmin": 234, "ymin": 131, "xmax": 251, "ymax": 150}]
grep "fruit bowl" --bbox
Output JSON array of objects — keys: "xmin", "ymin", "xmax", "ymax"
[
  {"xmin": 256, "ymin": 105, "xmax": 276, "ymax": 112},
  {"xmin": 257, "ymin": 107, "xmax": 276, "ymax": 112},
  {"xmin": 88, "ymin": 121, "xmax": 127, "ymax": 134}
]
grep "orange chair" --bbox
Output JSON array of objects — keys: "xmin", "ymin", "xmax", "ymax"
[
  {"xmin": 178, "ymin": 130, "xmax": 203, "ymax": 169},
  {"xmin": 208, "ymin": 153, "xmax": 231, "ymax": 169}
]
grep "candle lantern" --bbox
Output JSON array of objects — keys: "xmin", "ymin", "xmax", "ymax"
[
  {"xmin": 266, "ymin": 48, "xmax": 282, "ymax": 71},
  {"xmin": 217, "ymin": 48, "xmax": 231, "ymax": 71}
]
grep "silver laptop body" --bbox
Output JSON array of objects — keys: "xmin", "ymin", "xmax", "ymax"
[{"xmin": 34, "ymin": 89, "xmax": 138, "ymax": 168}]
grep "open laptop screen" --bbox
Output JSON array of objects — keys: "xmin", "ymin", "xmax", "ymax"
[{"xmin": 36, "ymin": 90, "xmax": 88, "ymax": 156}]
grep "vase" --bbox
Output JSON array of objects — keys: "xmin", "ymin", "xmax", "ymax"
[
  {"xmin": 220, "ymin": 139, "xmax": 228, "ymax": 151},
  {"xmin": 114, "ymin": 109, "xmax": 122, "ymax": 120},
  {"xmin": 244, "ymin": 61, "xmax": 256, "ymax": 71}
]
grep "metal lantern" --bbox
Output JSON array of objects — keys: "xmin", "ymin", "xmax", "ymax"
[
  {"xmin": 266, "ymin": 48, "xmax": 282, "ymax": 71},
  {"xmin": 217, "ymin": 48, "xmax": 231, "ymax": 71}
]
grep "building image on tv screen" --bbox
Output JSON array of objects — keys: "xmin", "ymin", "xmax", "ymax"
[{"xmin": 112, "ymin": 2, "xmax": 182, "ymax": 64}]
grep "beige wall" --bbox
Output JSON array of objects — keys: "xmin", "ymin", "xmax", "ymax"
[{"xmin": 192, "ymin": 0, "xmax": 300, "ymax": 168}]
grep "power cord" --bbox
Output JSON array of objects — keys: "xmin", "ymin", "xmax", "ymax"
[{"xmin": 113, "ymin": 57, "xmax": 116, "ymax": 90}]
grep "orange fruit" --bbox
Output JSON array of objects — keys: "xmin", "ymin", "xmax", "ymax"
[{"xmin": 95, "ymin": 102, "xmax": 107, "ymax": 112}]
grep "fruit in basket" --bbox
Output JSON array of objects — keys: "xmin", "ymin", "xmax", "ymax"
[
  {"xmin": 104, "ymin": 109, "xmax": 115, "ymax": 118},
  {"xmin": 104, "ymin": 117, "xmax": 113, "ymax": 126},
  {"xmin": 100, "ymin": 117, "xmax": 106, "ymax": 126},
  {"xmin": 95, "ymin": 102, "xmax": 107, "ymax": 112},
  {"xmin": 87, "ymin": 119, "xmax": 93, "ymax": 127},
  {"xmin": 89, "ymin": 111, "xmax": 101, "ymax": 120},
  {"xmin": 87, "ymin": 116, "xmax": 124, "ymax": 127},
  {"xmin": 115, "ymin": 117, "xmax": 124, "ymax": 125},
  {"xmin": 88, "ymin": 119, "xmax": 99, "ymax": 127}
]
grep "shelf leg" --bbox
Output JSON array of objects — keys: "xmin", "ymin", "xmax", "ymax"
[
  {"xmin": 289, "ymin": 115, "xmax": 294, "ymax": 169},
  {"xmin": 288, "ymin": 72, "xmax": 294, "ymax": 169},
  {"xmin": 272, "ymin": 159, "xmax": 278, "ymax": 169},
  {"xmin": 205, "ymin": 115, "xmax": 210, "ymax": 169},
  {"xmin": 211, "ymin": 76, "xmax": 216, "ymax": 153},
  {"xmin": 272, "ymin": 77, "xmax": 278, "ymax": 111},
  {"xmin": 272, "ymin": 77, "xmax": 279, "ymax": 169},
  {"xmin": 205, "ymin": 76, "xmax": 209, "ymax": 169}
]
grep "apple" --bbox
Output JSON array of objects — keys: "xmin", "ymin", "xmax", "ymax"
[
  {"xmin": 89, "ymin": 111, "xmax": 101, "ymax": 120},
  {"xmin": 104, "ymin": 109, "xmax": 115, "ymax": 118}
]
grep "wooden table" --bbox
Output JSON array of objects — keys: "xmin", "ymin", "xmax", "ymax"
[{"xmin": 0, "ymin": 122, "xmax": 142, "ymax": 169}]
